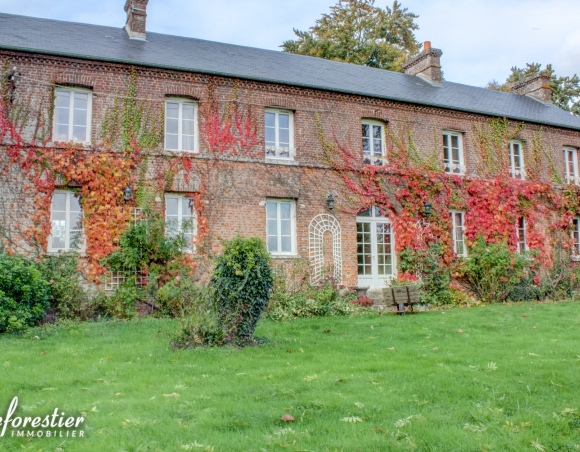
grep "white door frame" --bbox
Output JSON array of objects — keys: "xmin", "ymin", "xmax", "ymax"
[{"xmin": 356, "ymin": 207, "xmax": 396, "ymax": 288}]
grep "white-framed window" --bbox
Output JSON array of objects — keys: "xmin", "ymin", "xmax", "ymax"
[
  {"xmin": 509, "ymin": 141, "xmax": 525, "ymax": 179},
  {"xmin": 450, "ymin": 211, "xmax": 467, "ymax": 257},
  {"xmin": 165, "ymin": 194, "xmax": 197, "ymax": 252},
  {"xmin": 564, "ymin": 147, "xmax": 579, "ymax": 185},
  {"xmin": 53, "ymin": 88, "xmax": 92, "ymax": 144},
  {"xmin": 266, "ymin": 199, "xmax": 296, "ymax": 255},
  {"xmin": 265, "ymin": 108, "xmax": 295, "ymax": 159},
  {"xmin": 442, "ymin": 131, "xmax": 465, "ymax": 174},
  {"xmin": 572, "ymin": 218, "xmax": 580, "ymax": 257},
  {"xmin": 362, "ymin": 119, "xmax": 386, "ymax": 165},
  {"xmin": 48, "ymin": 190, "xmax": 84, "ymax": 252},
  {"xmin": 165, "ymin": 99, "xmax": 198, "ymax": 152},
  {"xmin": 516, "ymin": 217, "xmax": 527, "ymax": 253}
]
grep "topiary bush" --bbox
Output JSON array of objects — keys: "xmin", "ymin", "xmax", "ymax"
[
  {"xmin": 0, "ymin": 254, "xmax": 50, "ymax": 333},
  {"xmin": 210, "ymin": 236, "xmax": 273, "ymax": 345}
]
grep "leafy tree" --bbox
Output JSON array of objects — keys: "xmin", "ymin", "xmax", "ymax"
[
  {"xmin": 281, "ymin": 0, "xmax": 420, "ymax": 72},
  {"xmin": 488, "ymin": 63, "xmax": 580, "ymax": 116}
]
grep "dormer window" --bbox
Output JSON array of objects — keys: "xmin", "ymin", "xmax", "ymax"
[
  {"xmin": 53, "ymin": 88, "xmax": 92, "ymax": 144},
  {"xmin": 509, "ymin": 141, "xmax": 525, "ymax": 179},
  {"xmin": 564, "ymin": 147, "xmax": 579, "ymax": 185},
  {"xmin": 442, "ymin": 131, "xmax": 464, "ymax": 174},
  {"xmin": 362, "ymin": 120, "xmax": 385, "ymax": 165},
  {"xmin": 265, "ymin": 109, "xmax": 294, "ymax": 160}
]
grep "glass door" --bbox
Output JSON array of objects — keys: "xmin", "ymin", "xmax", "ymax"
[{"xmin": 356, "ymin": 207, "xmax": 395, "ymax": 288}]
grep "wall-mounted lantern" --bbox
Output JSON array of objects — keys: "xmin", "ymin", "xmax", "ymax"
[
  {"xmin": 424, "ymin": 201, "xmax": 432, "ymax": 217},
  {"xmin": 327, "ymin": 194, "xmax": 335, "ymax": 211},
  {"xmin": 123, "ymin": 186, "xmax": 133, "ymax": 203}
]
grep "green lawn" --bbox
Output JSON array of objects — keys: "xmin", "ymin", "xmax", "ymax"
[{"xmin": 1, "ymin": 303, "xmax": 580, "ymax": 452}]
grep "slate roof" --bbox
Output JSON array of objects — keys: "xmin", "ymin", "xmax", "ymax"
[{"xmin": 1, "ymin": 12, "xmax": 580, "ymax": 131}]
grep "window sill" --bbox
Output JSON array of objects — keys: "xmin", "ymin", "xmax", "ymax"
[
  {"xmin": 265, "ymin": 158, "xmax": 298, "ymax": 166},
  {"xmin": 270, "ymin": 254, "xmax": 302, "ymax": 259}
]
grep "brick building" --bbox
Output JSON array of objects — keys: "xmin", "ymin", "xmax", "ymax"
[{"xmin": 1, "ymin": 1, "xmax": 580, "ymax": 291}]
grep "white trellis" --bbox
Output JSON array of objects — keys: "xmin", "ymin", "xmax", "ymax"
[{"xmin": 309, "ymin": 214, "xmax": 342, "ymax": 285}]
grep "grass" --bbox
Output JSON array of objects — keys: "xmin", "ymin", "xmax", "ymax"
[{"xmin": 1, "ymin": 303, "xmax": 580, "ymax": 451}]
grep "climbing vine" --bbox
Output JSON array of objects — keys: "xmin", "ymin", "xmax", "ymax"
[{"xmin": 318, "ymin": 115, "xmax": 580, "ymax": 287}]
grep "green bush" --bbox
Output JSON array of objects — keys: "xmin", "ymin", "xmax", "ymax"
[
  {"xmin": 398, "ymin": 244, "xmax": 452, "ymax": 306},
  {"xmin": 210, "ymin": 236, "xmax": 273, "ymax": 345},
  {"xmin": 458, "ymin": 236, "xmax": 527, "ymax": 303},
  {"xmin": 0, "ymin": 254, "xmax": 50, "ymax": 333},
  {"xmin": 36, "ymin": 253, "xmax": 93, "ymax": 320},
  {"xmin": 171, "ymin": 284, "xmax": 224, "ymax": 348},
  {"xmin": 266, "ymin": 283, "xmax": 363, "ymax": 321},
  {"xmin": 96, "ymin": 283, "xmax": 138, "ymax": 319},
  {"xmin": 157, "ymin": 275, "xmax": 209, "ymax": 317}
]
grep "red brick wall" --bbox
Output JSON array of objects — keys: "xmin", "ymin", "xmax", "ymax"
[{"xmin": 1, "ymin": 50, "xmax": 580, "ymax": 287}]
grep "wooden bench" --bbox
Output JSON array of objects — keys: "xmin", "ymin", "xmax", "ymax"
[{"xmin": 382, "ymin": 285, "xmax": 421, "ymax": 315}]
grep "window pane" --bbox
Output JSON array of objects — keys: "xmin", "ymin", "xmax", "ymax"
[
  {"xmin": 73, "ymin": 92, "xmax": 88, "ymax": 110},
  {"xmin": 70, "ymin": 194, "xmax": 82, "ymax": 213},
  {"xmin": 281, "ymin": 236, "xmax": 291, "ymax": 253},
  {"xmin": 362, "ymin": 124, "xmax": 370, "ymax": 138},
  {"xmin": 280, "ymin": 219, "xmax": 291, "ymax": 235},
  {"xmin": 166, "ymin": 103, "xmax": 179, "ymax": 119},
  {"xmin": 358, "ymin": 208, "xmax": 371, "ymax": 217},
  {"xmin": 362, "ymin": 138, "xmax": 370, "ymax": 154},
  {"xmin": 55, "ymin": 91, "xmax": 70, "ymax": 108},
  {"xmin": 182, "ymin": 104, "xmax": 195, "ymax": 121},
  {"xmin": 265, "ymin": 127, "xmax": 276, "ymax": 145},
  {"xmin": 52, "ymin": 193, "xmax": 67, "ymax": 212},
  {"xmin": 166, "ymin": 198, "xmax": 178, "ymax": 216},
  {"xmin": 451, "ymin": 135, "xmax": 459, "ymax": 148},
  {"xmin": 267, "ymin": 236, "xmax": 278, "ymax": 253},
  {"xmin": 279, "ymin": 128, "xmax": 290, "ymax": 146},
  {"xmin": 373, "ymin": 125, "xmax": 382, "ymax": 139},
  {"xmin": 165, "ymin": 134, "xmax": 178, "ymax": 150},
  {"xmin": 280, "ymin": 203, "xmax": 291, "ymax": 220},
  {"xmin": 56, "ymin": 107, "xmax": 69, "ymax": 125},
  {"xmin": 182, "ymin": 198, "xmax": 193, "ymax": 216},
  {"xmin": 182, "ymin": 134, "xmax": 195, "ymax": 151},
  {"xmin": 55, "ymin": 124, "xmax": 69, "ymax": 141},
  {"xmin": 373, "ymin": 139, "xmax": 382, "ymax": 156},
  {"xmin": 72, "ymin": 125, "xmax": 87, "ymax": 142},
  {"xmin": 166, "ymin": 116, "xmax": 178, "ymax": 135},
  {"xmin": 265, "ymin": 112, "xmax": 275, "ymax": 128},
  {"xmin": 267, "ymin": 219, "xmax": 277, "ymax": 235},
  {"xmin": 279, "ymin": 114, "xmax": 289, "ymax": 129},
  {"xmin": 183, "ymin": 119, "xmax": 195, "ymax": 136},
  {"xmin": 266, "ymin": 202, "xmax": 277, "ymax": 219}
]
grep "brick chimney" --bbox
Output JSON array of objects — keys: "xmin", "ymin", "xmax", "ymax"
[
  {"xmin": 402, "ymin": 41, "xmax": 443, "ymax": 86},
  {"xmin": 124, "ymin": 0, "xmax": 149, "ymax": 40},
  {"xmin": 512, "ymin": 72, "xmax": 552, "ymax": 104}
]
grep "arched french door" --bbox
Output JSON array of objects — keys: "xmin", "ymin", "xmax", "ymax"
[{"xmin": 356, "ymin": 207, "xmax": 396, "ymax": 288}]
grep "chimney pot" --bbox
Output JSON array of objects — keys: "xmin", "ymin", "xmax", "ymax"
[
  {"xmin": 512, "ymin": 71, "xmax": 552, "ymax": 104},
  {"xmin": 402, "ymin": 43, "xmax": 443, "ymax": 86},
  {"xmin": 124, "ymin": 0, "xmax": 149, "ymax": 40}
]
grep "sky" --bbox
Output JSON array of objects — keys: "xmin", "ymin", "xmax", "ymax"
[{"xmin": 0, "ymin": 0, "xmax": 579, "ymax": 87}]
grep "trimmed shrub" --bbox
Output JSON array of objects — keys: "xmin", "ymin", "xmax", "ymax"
[
  {"xmin": 210, "ymin": 236, "xmax": 273, "ymax": 345},
  {"xmin": 0, "ymin": 254, "xmax": 50, "ymax": 333}
]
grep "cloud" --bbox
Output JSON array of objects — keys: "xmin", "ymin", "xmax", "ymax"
[{"xmin": 0, "ymin": 0, "xmax": 578, "ymax": 86}]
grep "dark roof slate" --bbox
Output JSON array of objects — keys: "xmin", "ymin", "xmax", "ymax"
[{"xmin": 1, "ymin": 12, "xmax": 580, "ymax": 131}]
